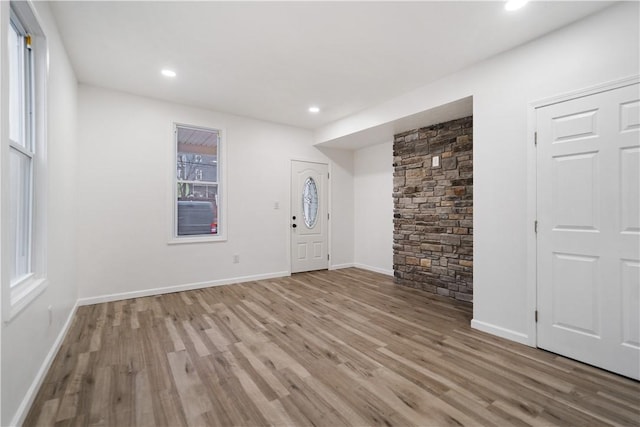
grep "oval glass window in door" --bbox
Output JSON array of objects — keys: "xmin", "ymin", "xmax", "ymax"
[{"xmin": 302, "ymin": 177, "xmax": 319, "ymax": 228}]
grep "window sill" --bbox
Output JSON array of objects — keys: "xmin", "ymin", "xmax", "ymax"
[
  {"xmin": 5, "ymin": 275, "xmax": 48, "ymax": 322},
  {"xmin": 168, "ymin": 235, "xmax": 227, "ymax": 245}
]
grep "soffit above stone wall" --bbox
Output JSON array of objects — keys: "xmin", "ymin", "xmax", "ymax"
[{"xmin": 316, "ymin": 97, "xmax": 473, "ymax": 151}]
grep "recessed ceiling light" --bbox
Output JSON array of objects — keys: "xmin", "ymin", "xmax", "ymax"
[
  {"xmin": 505, "ymin": 0, "xmax": 528, "ymax": 11},
  {"xmin": 161, "ymin": 69, "xmax": 177, "ymax": 78},
  {"xmin": 308, "ymin": 106, "xmax": 320, "ymax": 113}
]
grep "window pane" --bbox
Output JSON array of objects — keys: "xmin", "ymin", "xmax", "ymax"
[
  {"xmin": 9, "ymin": 21, "xmax": 25, "ymax": 146},
  {"xmin": 302, "ymin": 177, "xmax": 319, "ymax": 228},
  {"xmin": 176, "ymin": 128, "xmax": 218, "ymax": 182},
  {"xmin": 9, "ymin": 149, "xmax": 32, "ymax": 283},
  {"xmin": 177, "ymin": 184, "xmax": 218, "ymax": 235}
]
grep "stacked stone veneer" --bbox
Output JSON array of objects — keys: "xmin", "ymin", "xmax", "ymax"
[{"xmin": 393, "ymin": 116, "xmax": 473, "ymax": 302}]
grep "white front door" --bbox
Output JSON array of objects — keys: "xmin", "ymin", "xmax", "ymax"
[
  {"xmin": 291, "ymin": 161, "xmax": 328, "ymax": 273},
  {"xmin": 537, "ymin": 83, "xmax": 640, "ymax": 379}
]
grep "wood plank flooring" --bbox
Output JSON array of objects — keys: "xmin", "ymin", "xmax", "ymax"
[{"xmin": 25, "ymin": 268, "xmax": 640, "ymax": 426}]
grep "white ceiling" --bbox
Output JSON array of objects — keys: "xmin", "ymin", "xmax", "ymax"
[{"xmin": 50, "ymin": 1, "xmax": 613, "ymax": 130}]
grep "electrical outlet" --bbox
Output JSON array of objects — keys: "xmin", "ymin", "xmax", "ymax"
[{"xmin": 233, "ymin": 254, "xmax": 240, "ymax": 264}]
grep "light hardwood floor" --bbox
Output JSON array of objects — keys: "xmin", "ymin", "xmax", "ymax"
[{"xmin": 25, "ymin": 268, "xmax": 639, "ymax": 426}]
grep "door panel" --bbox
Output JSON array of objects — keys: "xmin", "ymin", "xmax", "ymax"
[
  {"xmin": 551, "ymin": 253, "xmax": 600, "ymax": 337},
  {"xmin": 621, "ymin": 260, "xmax": 640, "ymax": 349},
  {"xmin": 291, "ymin": 161, "xmax": 328, "ymax": 273},
  {"xmin": 552, "ymin": 152, "xmax": 599, "ymax": 230},
  {"xmin": 621, "ymin": 147, "xmax": 640, "ymax": 233},
  {"xmin": 621, "ymin": 100, "xmax": 640, "ymax": 131},
  {"xmin": 537, "ymin": 83, "xmax": 640, "ymax": 380},
  {"xmin": 552, "ymin": 109, "xmax": 598, "ymax": 142}
]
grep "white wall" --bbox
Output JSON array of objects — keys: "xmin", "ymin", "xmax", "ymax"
[
  {"xmin": 0, "ymin": 2, "xmax": 78, "ymax": 425},
  {"xmin": 317, "ymin": 3, "xmax": 640, "ymax": 344},
  {"xmin": 76, "ymin": 85, "xmax": 354, "ymax": 302},
  {"xmin": 353, "ymin": 142, "xmax": 393, "ymax": 275}
]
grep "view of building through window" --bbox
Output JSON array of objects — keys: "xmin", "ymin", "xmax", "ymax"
[{"xmin": 175, "ymin": 125, "xmax": 220, "ymax": 236}]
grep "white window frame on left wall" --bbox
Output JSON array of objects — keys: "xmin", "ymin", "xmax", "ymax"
[{"xmin": 1, "ymin": 1, "xmax": 48, "ymax": 321}]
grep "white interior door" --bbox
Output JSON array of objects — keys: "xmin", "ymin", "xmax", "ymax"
[
  {"xmin": 291, "ymin": 161, "xmax": 328, "ymax": 273},
  {"xmin": 537, "ymin": 83, "xmax": 640, "ymax": 379}
]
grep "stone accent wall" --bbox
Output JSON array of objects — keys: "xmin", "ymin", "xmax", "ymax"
[{"xmin": 393, "ymin": 116, "xmax": 473, "ymax": 302}]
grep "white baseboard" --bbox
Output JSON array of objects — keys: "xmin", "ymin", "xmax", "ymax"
[
  {"xmin": 77, "ymin": 271, "xmax": 291, "ymax": 306},
  {"xmin": 10, "ymin": 300, "xmax": 79, "ymax": 427},
  {"xmin": 329, "ymin": 263, "xmax": 354, "ymax": 270},
  {"xmin": 471, "ymin": 319, "xmax": 530, "ymax": 346},
  {"xmin": 353, "ymin": 263, "xmax": 394, "ymax": 276}
]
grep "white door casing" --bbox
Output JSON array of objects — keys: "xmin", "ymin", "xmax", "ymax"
[
  {"xmin": 536, "ymin": 83, "xmax": 640, "ymax": 379},
  {"xmin": 291, "ymin": 161, "xmax": 328, "ymax": 273}
]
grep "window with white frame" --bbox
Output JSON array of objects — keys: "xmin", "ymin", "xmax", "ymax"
[
  {"xmin": 174, "ymin": 124, "xmax": 223, "ymax": 240},
  {"xmin": 9, "ymin": 10, "xmax": 34, "ymax": 285},
  {"xmin": 4, "ymin": 3, "xmax": 47, "ymax": 319}
]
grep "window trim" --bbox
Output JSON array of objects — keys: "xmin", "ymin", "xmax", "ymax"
[
  {"xmin": 2, "ymin": 1, "xmax": 48, "ymax": 322},
  {"xmin": 169, "ymin": 122, "xmax": 227, "ymax": 244}
]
